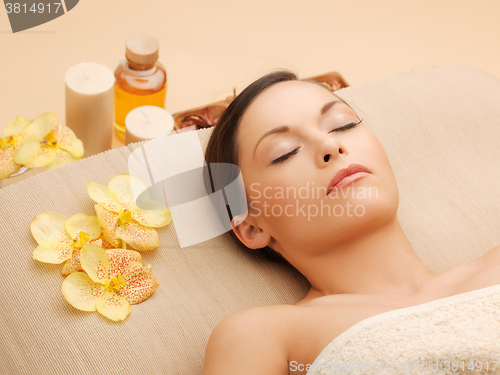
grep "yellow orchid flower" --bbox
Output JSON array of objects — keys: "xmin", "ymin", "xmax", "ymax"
[
  {"xmin": 0, "ymin": 113, "xmax": 84, "ymax": 179},
  {"xmin": 87, "ymin": 174, "xmax": 172, "ymax": 251},
  {"xmin": 15, "ymin": 120, "xmax": 84, "ymax": 171},
  {"xmin": 0, "ymin": 114, "xmax": 51, "ymax": 179},
  {"xmin": 31, "ymin": 212, "xmax": 104, "ymax": 276},
  {"xmin": 41, "ymin": 121, "xmax": 84, "ymax": 170},
  {"xmin": 60, "ymin": 234, "xmax": 115, "ymax": 276},
  {"xmin": 60, "ymin": 236, "xmax": 116, "ymax": 276},
  {"xmin": 61, "ymin": 244, "xmax": 159, "ymax": 321}
]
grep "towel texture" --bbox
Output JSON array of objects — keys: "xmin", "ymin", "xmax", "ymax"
[{"xmin": 306, "ymin": 284, "xmax": 500, "ymax": 375}]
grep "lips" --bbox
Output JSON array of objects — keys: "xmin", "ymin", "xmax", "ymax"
[{"xmin": 326, "ymin": 163, "xmax": 371, "ymax": 196}]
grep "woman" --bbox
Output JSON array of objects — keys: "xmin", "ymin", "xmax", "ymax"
[{"xmin": 202, "ymin": 71, "xmax": 500, "ymax": 375}]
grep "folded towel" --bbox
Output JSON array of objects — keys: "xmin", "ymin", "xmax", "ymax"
[{"xmin": 305, "ymin": 284, "xmax": 500, "ymax": 375}]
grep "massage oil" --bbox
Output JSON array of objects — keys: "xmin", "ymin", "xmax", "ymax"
[{"xmin": 114, "ymin": 35, "xmax": 167, "ymax": 141}]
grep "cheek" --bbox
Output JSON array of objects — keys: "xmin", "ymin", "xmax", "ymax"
[
  {"xmin": 355, "ymin": 131, "xmax": 399, "ymax": 206},
  {"xmin": 244, "ymin": 169, "xmax": 319, "ymax": 229},
  {"xmin": 246, "ymin": 177, "xmax": 302, "ymax": 211},
  {"xmin": 356, "ymin": 131, "xmax": 394, "ymax": 176}
]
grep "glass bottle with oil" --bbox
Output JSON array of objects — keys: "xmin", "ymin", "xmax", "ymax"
[{"xmin": 114, "ymin": 34, "xmax": 167, "ymax": 141}]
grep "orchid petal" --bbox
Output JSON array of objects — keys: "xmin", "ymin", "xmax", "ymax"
[
  {"xmin": 45, "ymin": 149, "xmax": 79, "ymax": 171},
  {"xmin": 80, "ymin": 244, "xmax": 111, "ymax": 284},
  {"xmin": 61, "ymin": 237, "xmax": 106, "ymax": 276},
  {"xmin": 89, "ymin": 238, "xmax": 103, "ymax": 247},
  {"xmin": 87, "ymin": 182, "xmax": 121, "ymax": 213},
  {"xmin": 131, "ymin": 207, "xmax": 171, "ymax": 228},
  {"xmin": 94, "ymin": 204, "xmax": 121, "ymax": 247},
  {"xmin": 95, "ymin": 291, "xmax": 130, "ymax": 321},
  {"xmin": 62, "ymin": 272, "xmax": 106, "ymax": 311},
  {"xmin": 53, "ymin": 122, "xmax": 84, "ymax": 158},
  {"xmin": 31, "ymin": 212, "xmax": 72, "ymax": 245},
  {"xmin": 61, "ymin": 248, "xmax": 83, "ymax": 276},
  {"xmin": 32, "ymin": 241, "xmax": 73, "ymax": 264},
  {"xmin": 22, "ymin": 144, "xmax": 56, "ymax": 168},
  {"xmin": 118, "ymin": 261, "xmax": 159, "ymax": 304},
  {"xmin": 116, "ymin": 221, "xmax": 161, "ymax": 251},
  {"xmin": 100, "ymin": 237, "xmax": 116, "ymax": 250},
  {"xmin": 4, "ymin": 116, "xmax": 31, "ymax": 137},
  {"xmin": 18, "ymin": 113, "xmax": 56, "ymax": 141},
  {"xmin": 135, "ymin": 197, "xmax": 167, "ymax": 211},
  {"xmin": 65, "ymin": 213, "xmax": 101, "ymax": 241},
  {"xmin": 106, "ymin": 249, "xmax": 142, "ymax": 277},
  {"xmin": 13, "ymin": 135, "xmax": 40, "ymax": 165},
  {"xmin": 0, "ymin": 146, "xmax": 22, "ymax": 179},
  {"xmin": 108, "ymin": 174, "xmax": 148, "ymax": 211}
]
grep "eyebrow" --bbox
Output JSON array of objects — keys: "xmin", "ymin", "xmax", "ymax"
[
  {"xmin": 253, "ymin": 100, "xmax": 340, "ymax": 157},
  {"xmin": 320, "ymin": 100, "xmax": 340, "ymax": 115}
]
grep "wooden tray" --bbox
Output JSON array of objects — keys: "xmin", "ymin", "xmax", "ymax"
[{"xmin": 172, "ymin": 71, "xmax": 349, "ymax": 131}]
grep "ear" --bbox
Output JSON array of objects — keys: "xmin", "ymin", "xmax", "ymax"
[{"xmin": 231, "ymin": 214, "xmax": 272, "ymax": 249}]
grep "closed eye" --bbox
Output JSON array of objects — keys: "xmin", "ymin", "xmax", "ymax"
[
  {"xmin": 271, "ymin": 147, "xmax": 301, "ymax": 165},
  {"xmin": 328, "ymin": 118, "xmax": 363, "ymax": 133},
  {"xmin": 270, "ymin": 119, "xmax": 363, "ymax": 166}
]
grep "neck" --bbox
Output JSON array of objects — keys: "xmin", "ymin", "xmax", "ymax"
[{"xmin": 290, "ymin": 216, "xmax": 436, "ymax": 299}]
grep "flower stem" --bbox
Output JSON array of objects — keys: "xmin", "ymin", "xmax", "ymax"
[{"xmin": 121, "ymin": 240, "xmax": 126, "ymax": 249}]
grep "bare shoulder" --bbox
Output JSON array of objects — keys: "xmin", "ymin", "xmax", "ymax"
[
  {"xmin": 474, "ymin": 244, "xmax": 500, "ymax": 264},
  {"xmin": 203, "ymin": 305, "xmax": 293, "ymax": 375},
  {"xmin": 443, "ymin": 244, "xmax": 500, "ymax": 293},
  {"xmin": 459, "ymin": 243, "xmax": 500, "ymax": 277}
]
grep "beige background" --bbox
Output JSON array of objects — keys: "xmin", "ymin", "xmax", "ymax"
[{"xmin": 1, "ymin": 0, "xmax": 500, "ymax": 149}]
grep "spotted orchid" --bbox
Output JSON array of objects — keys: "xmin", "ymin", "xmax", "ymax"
[
  {"xmin": 61, "ymin": 244, "xmax": 159, "ymax": 321},
  {"xmin": 0, "ymin": 113, "xmax": 84, "ymax": 179},
  {"xmin": 87, "ymin": 174, "xmax": 171, "ymax": 251},
  {"xmin": 31, "ymin": 212, "xmax": 110, "ymax": 276}
]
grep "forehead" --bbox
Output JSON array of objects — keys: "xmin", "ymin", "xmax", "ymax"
[
  {"xmin": 236, "ymin": 81, "xmax": 340, "ymax": 162},
  {"xmin": 241, "ymin": 80, "xmax": 337, "ymax": 129}
]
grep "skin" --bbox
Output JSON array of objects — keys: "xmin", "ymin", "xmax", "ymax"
[{"xmin": 203, "ymin": 80, "xmax": 500, "ymax": 375}]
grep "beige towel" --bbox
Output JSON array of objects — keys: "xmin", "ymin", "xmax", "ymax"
[{"xmin": 305, "ymin": 284, "xmax": 500, "ymax": 375}]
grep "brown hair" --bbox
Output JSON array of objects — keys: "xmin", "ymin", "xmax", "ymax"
[{"xmin": 204, "ymin": 70, "xmax": 299, "ymax": 265}]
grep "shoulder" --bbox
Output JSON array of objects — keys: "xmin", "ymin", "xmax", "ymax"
[
  {"xmin": 460, "ymin": 243, "xmax": 500, "ymax": 278},
  {"xmin": 468, "ymin": 245, "xmax": 500, "ymax": 282},
  {"xmin": 439, "ymin": 245, "xmax": 500, "ymax": 294},
  {"xmin": 475, "ymin": 244, "xmax": 500, "ymax": 264},
  {"xmin": 207, "ymin": 305, "xmax": 287, "ymax": 345},
  {"xmin": 203, "ymin": 305, "xmax": 294, "ymax": 375}
]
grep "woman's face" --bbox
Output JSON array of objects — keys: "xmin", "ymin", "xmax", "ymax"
[{"xmin": 235, "ymin": 80, "xmax": 399, "ymax": 258}]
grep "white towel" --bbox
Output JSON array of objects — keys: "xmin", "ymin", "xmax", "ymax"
[{"xmin": 304, "ymin": 284, "xmax": 500, "ymax": 374}]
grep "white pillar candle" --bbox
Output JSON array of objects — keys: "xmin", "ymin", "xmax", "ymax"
[
  {"xmin": 65, "ymin": 62, "xmax": 114, "ymax": 157},
  {"xmin": 125, "ymin": 105, "xmax": 175, "ymax": 145}
]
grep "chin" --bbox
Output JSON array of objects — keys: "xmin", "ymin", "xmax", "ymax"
[
  {"xmin": 354, "ymin": 195, "xmax": 398, "ymax": 231},
  {"xmin": 318, "ymin": 191, "xmax": 399, "ymax": 244}
]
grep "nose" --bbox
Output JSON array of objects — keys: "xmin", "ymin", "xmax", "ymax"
[{"xmin": 317, "ymin": 137, "xmax": 345, "ymax": 167}]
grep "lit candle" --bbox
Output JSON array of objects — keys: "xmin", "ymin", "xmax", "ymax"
[
  {"xmin": 65, "ymin": 62, "xmax": 114, "ymax": 157},
  {"xmin": 125, "ymin": 105, "xmax": 175, "ymax": 145}
]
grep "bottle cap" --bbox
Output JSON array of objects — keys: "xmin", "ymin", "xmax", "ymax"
[{"xmin": 125, "ymin": 35, "xmax": 159, "ymax": 67}]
